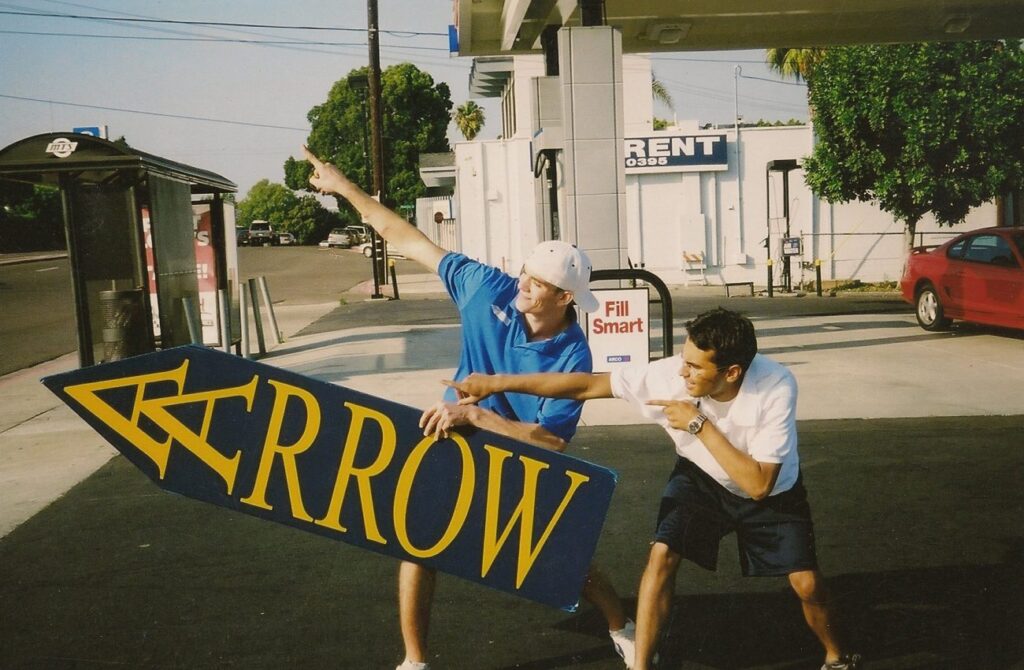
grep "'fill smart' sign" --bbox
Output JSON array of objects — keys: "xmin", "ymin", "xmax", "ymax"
[{"xmin": 585, "ymin": 288, "xmax": 650, "ymax": 372}]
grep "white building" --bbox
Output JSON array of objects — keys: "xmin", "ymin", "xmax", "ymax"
[{"xmin": 420, "ymin": 53, "xmax": 999, "ymax": 288}]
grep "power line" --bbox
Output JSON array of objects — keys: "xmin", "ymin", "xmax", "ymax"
[
  {"xmin": 0, "ymin": 93, "xmax": 310, "ymax": 131},
  {"xmin": 652, "ymin": 55, "xmax": 768, "ymax": 65},
  {"xmin": 0, "ymin": 29, "xmax": 450, "ymax": 50},
  {"xmin": 740, "ymin": 73, "xmax": 807, "ymax": 87},
  {"xmin": 0, "ymin": 8, "xmax": 448, "ymax": 36}
]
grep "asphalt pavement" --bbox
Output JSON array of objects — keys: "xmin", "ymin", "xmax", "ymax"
[{"xmin": 1, "ymin": 271, "xmax": 1023, "ymax": 669}]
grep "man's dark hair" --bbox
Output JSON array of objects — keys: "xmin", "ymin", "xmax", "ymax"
[{"xmin": 684, "ymin": 308, "xmax": 757, "ymax": 370}]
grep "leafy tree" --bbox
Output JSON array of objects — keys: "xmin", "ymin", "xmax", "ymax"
[
  {"xmin": 286, "ymin": 194, "xmax": 342, "ymax": 245},
  {"xmin": 235, "ymin": 179, "xmax": 299, "ymax": 229},
  {"xmin": 0, "ymin": 181, "xmax": 63, "ymax": 252},
  {"xmin": 453, "ymin": 100, "xmax": 485, "ymax": 141},
  {"xmin": 236, "ymin": 180, "xmax": 342, "ymax": 244},
  {"xmin": 765, "ymin": 48, "xmax": 827, "ymax": 84},
  {"xmin": 286, "ymin": 62, "xmax": 452, "ymax": 216},
  {"xmin": 753, "ymin": 118, "xmax": 806, "ymax": 127},
  {"xmin": 651, "ymin": 73, "xmax": 674, "ymax": 111},
  {"xmin": 804, "ymin": 40, "xmax": 1024, "ymax": 247}
]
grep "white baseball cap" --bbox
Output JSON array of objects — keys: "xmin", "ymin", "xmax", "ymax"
[{"xmin": 522, "ymin": 240, "xmax": 599, "ymax": 313}]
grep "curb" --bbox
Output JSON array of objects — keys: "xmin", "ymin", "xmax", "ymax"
[{"xmin": 0, "ymin": 252, "xmax": 67, "ymax": 266}]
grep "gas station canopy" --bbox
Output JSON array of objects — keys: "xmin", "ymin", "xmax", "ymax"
[{"xmin": 453, "ymin": 0, "xmax": 1024, "ymax": 55}]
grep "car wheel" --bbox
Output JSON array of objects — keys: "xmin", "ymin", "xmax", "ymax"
[
  {"xmin": 363, "ymin": 246, "xmax": 373, "ymax": 258},
  {"xmin": 915, "ymin": 284, "xmax": 951, "ymax": 331}
]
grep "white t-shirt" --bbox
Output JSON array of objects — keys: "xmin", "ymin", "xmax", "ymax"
[{"xmin": 610, "ymin": 353, "xmax": 800, "ymax": 498}]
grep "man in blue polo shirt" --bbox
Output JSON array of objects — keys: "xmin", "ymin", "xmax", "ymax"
[{"xmin": 303, "ymin": 147, "xmax": 633, "ymax": 670}]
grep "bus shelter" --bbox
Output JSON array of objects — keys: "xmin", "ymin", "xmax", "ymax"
[{"xmin": 0, "ymin": 132, "xmax": 239, "ymax": 367}]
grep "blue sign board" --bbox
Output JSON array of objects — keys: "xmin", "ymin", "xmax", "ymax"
[
  {"xmin": 448, "ymin": 24, "xmax": 459, "ymax": 53},
  {"xmin": 624, "ymin": 134, "xmax": 728, "ymax": 173},
  {"xmin": 42, "ymin": 346, "xmax": 616, "ymax": 611},
  {"xmin": 72, "ymin": 126, "xmax": 106, "ymax": 138}
]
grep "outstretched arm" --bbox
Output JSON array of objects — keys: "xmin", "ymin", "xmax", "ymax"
[
  {"xmin": 303, "ymin": 145, "xmax": 446, "ymax": 273},
  {"xmin": 445, "ymin": 371, "xmax": 613, "ymax": 404},
  {"xmin": 419, "ymin": 372, "xmax": 612, "ymax": 451},
  {"xmin": 419, "ymin": 402, "xmax": 568, "ymax": 451}
]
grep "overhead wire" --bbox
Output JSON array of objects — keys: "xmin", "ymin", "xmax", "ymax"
[
  {"xmin": 0, "ymin": 93, "xmax": 312, "ymax": 132},
  {"xmin": 0, "ymin": 0, "xmax": 470, "ymax": 130},
  {"xmin": 0, "ymin": 8, "xmax": 448, "ymax": 36},
  {"xmin": 0, "ymin": 29, "xmax": 451, "ymax": 50}
]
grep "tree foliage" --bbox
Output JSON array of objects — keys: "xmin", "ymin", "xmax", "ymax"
[
  {"xmin": 287, "ymin": 194, "xmax": 342, "ymax": 244},
  {"xmin": 236, "ymin": 179, "xmax": 299, "ymax": 229},
  {"xmin": 804, "ymin": 40, "xmax": 1024, "ymax": 243},
  {"xmin": 765, "ymin": 48, "xmax": 827, "ymax": 83},
  {"xmin": 235, "ymin": 179, "xmax": 341, "ymax": 244},
  {"xmin": 0, "ymin": 182, "xmax": 63, "ymax": 252},
  {"xmin": 285, "ymin": 62, "xmax": 452, "ymax": 216},
  {"xmin": 651, "ymin": 73, "xmax": 674, "ymax": 111},
  {"xmin": 453, "ymin": 100, "xmax": 485, "ymax": 141}
]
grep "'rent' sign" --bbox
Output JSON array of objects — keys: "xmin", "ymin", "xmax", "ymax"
[
  {"xmin": 624, "ymin": 133, "xmax": 728, "ymax": 174},
  {"xmin": 42, "ymin": 346, "xmax": 617, "ymax": 611}
]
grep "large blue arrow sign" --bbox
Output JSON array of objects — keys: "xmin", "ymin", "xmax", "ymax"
[{"xmin": 42, "ymin": 346, "xmax": 617, "ymax": 610}]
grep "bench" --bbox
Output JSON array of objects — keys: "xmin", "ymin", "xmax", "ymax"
[{"xmin": 724, "ymin": 281, "xmax": 755, "ymax": 297}]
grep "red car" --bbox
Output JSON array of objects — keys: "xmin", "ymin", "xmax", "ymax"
[{"xmin": 900, "ymin": 226, "xmax": 1024, "ymax": 332}]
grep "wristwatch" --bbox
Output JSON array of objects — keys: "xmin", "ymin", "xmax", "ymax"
[{"xmin": 686, "ymin": 413, "xmax": 708, "ymax": 435}]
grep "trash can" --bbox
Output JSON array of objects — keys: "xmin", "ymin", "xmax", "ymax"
[{"xmin": 99, "ymin": 289, "xmax": 148, "ymax": 362}]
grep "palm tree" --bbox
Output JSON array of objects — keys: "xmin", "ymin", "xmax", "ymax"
[
  {"xmin": 453, "ymin": 101, "xmax": 485, "ymax": 141},
  {"xmin": 651, "ymin": 73, "xmax": 674, "ymax": 111},
  {"xmin": 765, "ymin": 48, "xmax": 827, "ymax": 83},
  {"xmin": 651, "ymin": 73, "xmax": 675, "ymax": 130}
]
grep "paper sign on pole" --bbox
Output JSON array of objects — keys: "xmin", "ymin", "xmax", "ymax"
[{"xmin": 585, "ymin": 288, "xmax": 651, "ymax": 372}]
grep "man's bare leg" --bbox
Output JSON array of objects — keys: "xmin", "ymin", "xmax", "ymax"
[
  {"xmin": 399, "ymin": 560, "xmax": 437, "ymax": 664},
  {"xmin": 789, "ymin": 569, "xmax": 843, "ymax": 663},
  {"xmin": 582, "ymin": 565, "xmax": 628, "ymax": 631},
  {"xmin": 634, "ymin": 543, "xmax": 681, "ymax": 670}
]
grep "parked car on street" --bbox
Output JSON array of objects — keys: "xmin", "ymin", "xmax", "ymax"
[
  {"xmin": 344, "ymin": 224, "xmax": 371, "ymax": 244},
  {"xmin": 277, "ymin": 232, "xmax": 296, "ymax": 245},
  {"xmin": 356, "ymin": 241, "xmax": 406, "ymax": 260},
  {"xmin": 235, "ymin": 226, "xmax": 250, "ymax": 246},
  {"xmin": 900, "ymin": 226, "xmax": 1024, "ymax": 332},
  {"xmin": 247, "ymin": 220, "xmax": 276, "ymax": 246},
  {"xmin": 326, "ymin": 227, "xmax": 352, "ymax": 248}
]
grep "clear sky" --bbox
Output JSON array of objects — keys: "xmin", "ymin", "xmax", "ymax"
[{"xmin": 0, "ymin": 1, "xmax": 808, "ymax": 198}]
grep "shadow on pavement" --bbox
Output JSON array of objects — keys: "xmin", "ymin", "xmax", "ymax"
[{"xmin": 2, "ymin": 418, "xmax": 1021, "ymax": 669}]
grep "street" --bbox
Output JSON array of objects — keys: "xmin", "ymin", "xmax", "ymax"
[{"xmin": 0, "ymin": 246, "xmax": 417, "ymax": 375}]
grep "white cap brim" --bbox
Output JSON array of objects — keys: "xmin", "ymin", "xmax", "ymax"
[{"xmin": 572, "ymin": 287, "xmax": 599, "ymax": 313}]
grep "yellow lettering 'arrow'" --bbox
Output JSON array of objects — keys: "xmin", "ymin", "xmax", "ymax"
[{"xmin": 63, "ymin": 360, "xmax": 258, "ymax": 494}]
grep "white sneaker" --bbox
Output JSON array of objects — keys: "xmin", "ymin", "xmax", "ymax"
[
  {"xmin": 395, "ymin": 661, "xmax": 430, "ymax": 670},
  {"xmin": 609, "ymin": 619, "xmax": 636, "ymax": 669}
]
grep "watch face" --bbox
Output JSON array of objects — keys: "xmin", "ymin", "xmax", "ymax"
[{"xmin": 687, "ymin": 414, "xmax": 706, "ymax": 434}]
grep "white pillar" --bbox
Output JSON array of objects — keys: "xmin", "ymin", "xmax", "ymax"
[{"xmin": 557, "ymin": 26, "xmax": 628, "ymax": 271}]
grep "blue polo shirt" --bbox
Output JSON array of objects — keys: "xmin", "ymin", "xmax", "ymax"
[{"xmin": 438, "ymin": 252, "xmax": 593, "ymax": 443}]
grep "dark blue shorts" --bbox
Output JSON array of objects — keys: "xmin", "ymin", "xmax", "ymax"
[{"xmin": 654, "ymin": 458, "xmax": 819, "ymax": 577}]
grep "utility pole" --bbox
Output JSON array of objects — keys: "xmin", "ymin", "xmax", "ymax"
[
  {"xmin": 733, "ymin": 65, "xmax": 745, "ymax": 265},
  {"xmin": 366, "ymin": 0, "xmax": 386, "ymax": 298}
]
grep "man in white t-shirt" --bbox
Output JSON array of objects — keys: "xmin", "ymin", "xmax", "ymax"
[{"xmin": 447, "ymin": 308, "xmax": 860, "ymax": 670}]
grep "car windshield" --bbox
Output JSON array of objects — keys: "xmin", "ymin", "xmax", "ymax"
[{"xmin": 250, "ymin": 222, "xmax": 270, "ymax": 231}]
